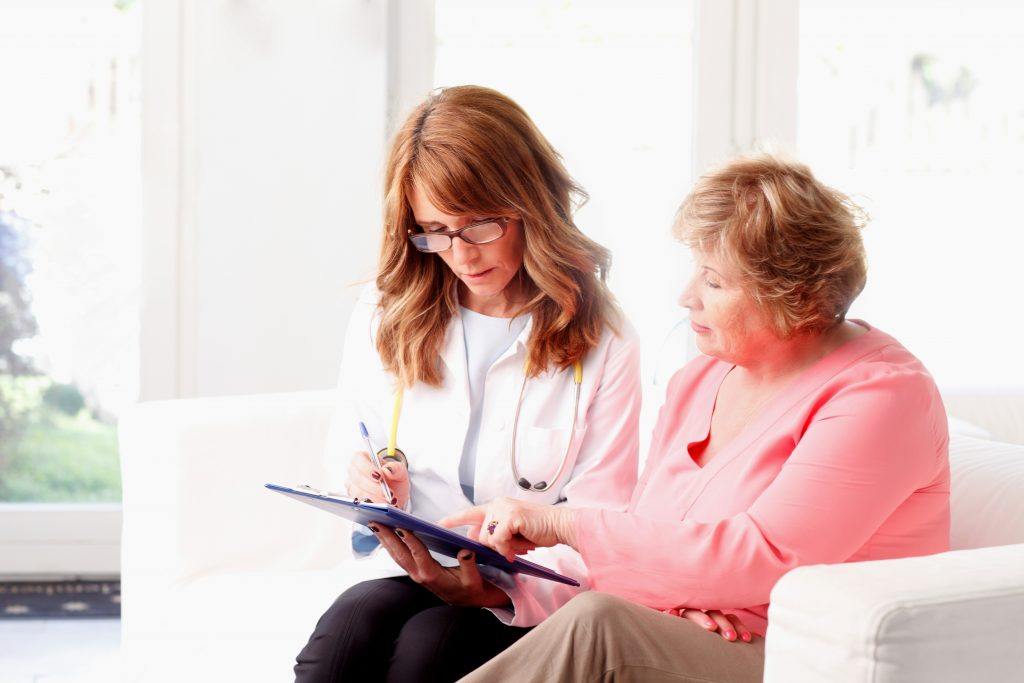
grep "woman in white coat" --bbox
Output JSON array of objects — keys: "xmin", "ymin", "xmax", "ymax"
[{"xmin": 293, "ymin": 85, "xmax": 642, "ymax": 682}]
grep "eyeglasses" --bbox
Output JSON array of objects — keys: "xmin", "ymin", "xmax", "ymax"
[{"xmin": 407, "ymin": 217, "xmax": 510, "ymax": 253}]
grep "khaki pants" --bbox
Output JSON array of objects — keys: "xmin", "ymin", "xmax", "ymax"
[{"xmin": 460, "ymin": 592, "xmax": 766, "ymax": 682}]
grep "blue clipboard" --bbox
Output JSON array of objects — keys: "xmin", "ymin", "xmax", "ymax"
[{"xmin": 265, "ymin": 483, "xmax": 580, "ymax": 587}]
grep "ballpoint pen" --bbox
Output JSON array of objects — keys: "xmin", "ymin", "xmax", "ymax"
[{"xmin": 359, "ymin": 421, "xmax": 395, "ymax": 505}]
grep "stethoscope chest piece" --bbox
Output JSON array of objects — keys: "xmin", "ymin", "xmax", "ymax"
[{"xmin": 376, "ymin": 447, "xmax": 408, "ymax": 469}]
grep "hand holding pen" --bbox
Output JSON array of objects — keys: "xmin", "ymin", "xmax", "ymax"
[{"xmin": 344, "ymin": 422, "xmax": 410, "ymax": 508}]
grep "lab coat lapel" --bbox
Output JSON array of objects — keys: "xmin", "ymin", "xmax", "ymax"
[
  {"xmin": 430, "ymin": 309, "xmax": 470, "ymax": 491},
  {"xmin": 439, "ymin": 308, "xmax": 470, "ymax": 405},
  {"xmin": 492, "ymin": 314, "xmax": 533, "ymax": 368},
  {"xmin": 472, "ymin": 314, "xmax": 533, "ymax": 502}
]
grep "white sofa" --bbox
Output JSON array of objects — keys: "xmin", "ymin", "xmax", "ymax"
[{"xmin": 119, "ymin": 390, "xmax": 1024, "ymax": 682}]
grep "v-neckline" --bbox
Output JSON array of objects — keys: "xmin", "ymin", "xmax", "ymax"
[
  {"xmin": 686, "ymin": 364, "xmax": 734, "ymax": 469},
  {"xmin": 684, "ymin": 320, "xmax": 885, "ymax": 471}
]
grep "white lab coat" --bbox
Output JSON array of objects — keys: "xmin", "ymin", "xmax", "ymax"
[{"xmin": 322, "ymin": 284, "xmax": 640, "ymax": 626}]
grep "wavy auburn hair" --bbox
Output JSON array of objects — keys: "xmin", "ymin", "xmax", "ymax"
[{"xmin": 376, "ymin": 85, "xmax": 618, "ymax": 388}]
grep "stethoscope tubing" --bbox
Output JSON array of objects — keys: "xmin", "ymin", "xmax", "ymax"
[
  {"xmin": 508, "ymin": 364, "xmax": 582, "ymax": 492},
  {"xmin": 390, "ymin": 360, "xmax": 583, "ymax": 494}
]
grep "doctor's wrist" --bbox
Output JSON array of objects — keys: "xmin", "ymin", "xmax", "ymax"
[{"xmin": 479, "ymin": 581, "xmax": 514, "ymax": 609}]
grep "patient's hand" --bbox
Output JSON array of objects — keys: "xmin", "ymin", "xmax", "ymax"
[
  {"xmin": 661, "ymin": 607, "xmax": 754, "ymax": 643},
  {"xmin": 439, "ymin": 497, "xmax": 570, "ymax": 562},
  {"xmin": 366, "ymin": 524, "xmax": 511, "ymax": 609},
  {"xmin": 345, "ymin": 450, "xmax": 410, "ymax": 508}
]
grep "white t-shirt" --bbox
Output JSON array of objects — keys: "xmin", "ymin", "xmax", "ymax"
[
  {"xmin": 458, "ymin": 306, "xmax": 529, "ymax": 502},
  {"xmin": 351, "ymin": 306, "xmax": 529, "ymax": 553}
]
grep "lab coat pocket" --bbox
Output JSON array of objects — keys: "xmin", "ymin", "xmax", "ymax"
[{"xmin": 516, "ymin": 425, "xmax": 588, "ymax": 493}]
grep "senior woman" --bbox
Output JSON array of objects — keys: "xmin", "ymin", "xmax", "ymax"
[
  {"xmin": 444, "ymin": 153, "xmax": 951, "ymax": 682},
  {"xmin": 294, "ymin": 86, "xmax": 646, "ymax": 682}
]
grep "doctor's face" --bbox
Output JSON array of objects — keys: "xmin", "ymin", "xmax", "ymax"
[
  {"xmin": 408, "ymin": 186, "xmax": 525, "ymax": 301},
  {"xmin": 677, "ymin": 249, "xmax": 777, "ymax": 364}
]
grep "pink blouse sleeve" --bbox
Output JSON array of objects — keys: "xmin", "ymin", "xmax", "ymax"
[{"xmin": 574, "ymin": 368, "xmax": 947, "ymax": 609}]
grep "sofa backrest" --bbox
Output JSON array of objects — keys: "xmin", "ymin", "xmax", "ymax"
[
  {"xmin": 944, "ymin": 393, "xmax": 1024, "ymax": 446},
  {"xmin": 948, "ymin": 433, "xmax": 1024, "ymax": 550}
]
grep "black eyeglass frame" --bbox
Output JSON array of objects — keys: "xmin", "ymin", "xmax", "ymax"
[{"xmin": 406, "ymin": 216, "xmax": 512, "ymax": 253}]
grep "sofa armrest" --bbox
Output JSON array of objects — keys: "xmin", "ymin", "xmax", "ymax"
[
  {"xmin": 119, "ymin": 390, "xmax": 351, "ymax": 584},
  {"xmin": 764, "ymin": 543, "xmax": 1024, "ymax": 682}
]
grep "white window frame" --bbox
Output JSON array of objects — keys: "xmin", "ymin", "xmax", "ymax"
[
  {"xmin": 0, "ymin": 0, "xmax": 797, "ymax": 578},
  {"xmin": 0, "ymin": 0, "xmax": 186, "ymax": 579},
  {"xmin": 692, "ymin": 0, "xmax": 798, "ymax": 176}
]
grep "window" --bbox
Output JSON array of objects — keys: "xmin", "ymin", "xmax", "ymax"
[
  {"xmin": 434, "ymin": 1, "xmax": 696, "ymax": 444},
  {"xmin": 0, "ymin": 4, "xmax": 140, "ymax": 505},
  {"xmin": 799, "ymin": 0, "xmax": 1024, "ymax": 390}
]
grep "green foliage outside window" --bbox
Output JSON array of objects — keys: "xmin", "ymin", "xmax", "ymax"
[{"xmin": 0, "ymin": 202, "xmax": 120, "ymax": 503}]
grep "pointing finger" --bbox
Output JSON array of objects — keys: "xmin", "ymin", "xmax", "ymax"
[{"xmin": 439, "ymin": 506, "xmax": 486, "ymax": 529}]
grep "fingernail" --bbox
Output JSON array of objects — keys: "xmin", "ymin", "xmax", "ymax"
[
  {"xmin": 395, "ymin": 529, "xmax": 405, "ymax": 538},
  {"xmin": 368, "ymin": 524, "xmax": 379, "ymax": 533},
  {"xmin": 371, "ymin": 471, "xmax": 381, "ymax": 480},
  {"xmin": 391, "ymin": 496, "xmax": 398, "ymax": 505},
  {"xmin": 363, "ymin": 498, "xmax": 373, "ymax": 503},
  {"xmin": 460, "ymin": 551, "xmax": 474, "ymax": 561},
  {"xmin": 724, "ymin": 630, "xmax": 735, "ymax": 640},
  {"xmin": 742, "ymin": 633, "xmax": 751, "ymax": 642},
  {"xmin": 705, "ymin": 621, "xmax": 716, "ymax": 629}
]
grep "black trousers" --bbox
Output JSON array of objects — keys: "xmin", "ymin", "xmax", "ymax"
[{"xmin": 294, "ymin": 576, "xmax": 533, "ymax": 682}]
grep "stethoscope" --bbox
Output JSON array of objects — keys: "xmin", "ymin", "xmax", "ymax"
[
  {"xmin": 651, "ymin": 316, "xmax": 695, "ymax": 387},
  {"xmin": 381, "ymin": 360, "xmax": 583, "ymax": 493}
]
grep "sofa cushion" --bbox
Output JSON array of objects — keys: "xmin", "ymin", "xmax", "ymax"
[
  {"xmin": 948, "ymin": 433, "xmax": 1024, "ymax": 549},
  {"xmin": 122, "ymin": 566, "xmax": 373, "ymax": 682}
]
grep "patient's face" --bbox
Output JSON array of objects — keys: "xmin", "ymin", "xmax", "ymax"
[{"xmin": 677, "ymin": 249, "xmax": 776, "ymax": 364}]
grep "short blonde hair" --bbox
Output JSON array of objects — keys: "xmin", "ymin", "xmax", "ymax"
[{"xmin": 674, "ymin": 153, "xmax": 868, "ymax": 337}]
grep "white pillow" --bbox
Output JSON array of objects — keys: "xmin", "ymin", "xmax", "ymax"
[{"xmin": 948, "ymin": 433, "xmax": 1024, "ymax": 550}]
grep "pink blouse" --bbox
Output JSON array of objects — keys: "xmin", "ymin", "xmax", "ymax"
[{"xmin": 574, "ymin": 321, "xmax": 950, "ymax": 636}]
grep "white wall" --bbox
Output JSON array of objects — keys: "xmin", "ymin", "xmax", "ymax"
[{"xmin": 141, "ymin": 0, "xmax": 390, "ymax": 401}]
